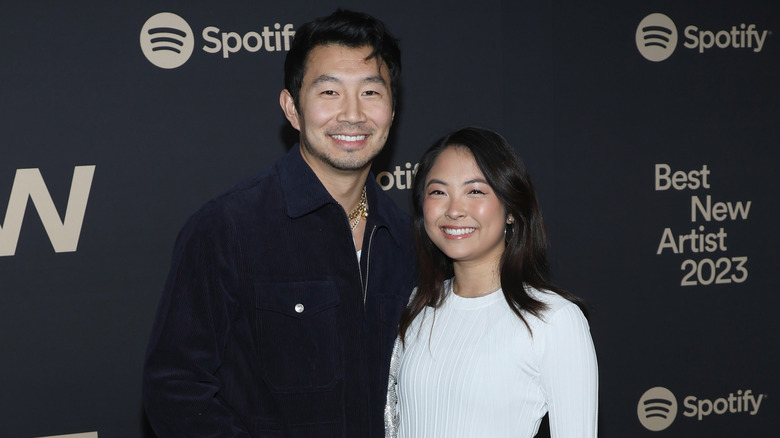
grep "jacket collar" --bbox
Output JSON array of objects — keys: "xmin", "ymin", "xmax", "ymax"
[
  {"xmin": 276, "ymin": 144, "xmax": 334, "ymax": 219},
  {"xmin": 276, "ymin": 144, "xmax": 405, "ymax": 247}
]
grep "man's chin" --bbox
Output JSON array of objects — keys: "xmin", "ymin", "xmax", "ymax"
[
  {"xmin": 325, "ymin": 148, "xmax": 380, "ymax": 171},
  {"xmin": 301, "ymin": 141, "xmax": 380, "ymax": 172},
  {"xmin": 328, "ymin": 157, "xmax": 374, "ymax": 172}
]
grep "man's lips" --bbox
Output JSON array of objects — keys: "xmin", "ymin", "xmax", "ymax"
[{"xmin": 330, "ymin": 134, "xmax": 368, "ymax": 142}]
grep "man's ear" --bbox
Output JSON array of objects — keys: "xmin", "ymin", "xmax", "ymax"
[{"xmin": 280, "ymin": 89, "xmax": 300, "ymax": 130}]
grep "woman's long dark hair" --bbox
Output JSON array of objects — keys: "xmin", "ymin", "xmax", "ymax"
[{"xmin": 399, "ymin": 126, "xmax": 587, "ymax": 343}]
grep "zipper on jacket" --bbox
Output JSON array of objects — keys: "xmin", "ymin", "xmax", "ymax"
[
  {"xmin": 341, "ymin": 203, "xmax": 373, "ymax": 306},
  {"xmin": 362, "ymin": 225, "xmax": 377, "ymax": 306}
]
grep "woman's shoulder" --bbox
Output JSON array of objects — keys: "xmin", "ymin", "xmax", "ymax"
[{"xmin": 524, "ymin": 286, "xmax": 585, "ymax": 322}]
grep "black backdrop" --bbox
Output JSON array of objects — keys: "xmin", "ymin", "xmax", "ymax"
[{"xmin": 2, "ymin": 1, "xmax": 778, "ymax": 437}]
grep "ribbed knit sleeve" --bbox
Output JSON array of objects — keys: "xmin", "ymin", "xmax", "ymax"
[{"xmin": 537, "ymin": 302, "xmax": 599, "ymax": 437}]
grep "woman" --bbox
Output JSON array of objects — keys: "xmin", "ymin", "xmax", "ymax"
[{"xmin": 386, "ymin": 127, "xmax": 598, "ymax": 437}]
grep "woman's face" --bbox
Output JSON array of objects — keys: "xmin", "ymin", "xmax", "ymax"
[{"xmin": 422, "ymin": 146, "xmax": 511, "ymax": 267}]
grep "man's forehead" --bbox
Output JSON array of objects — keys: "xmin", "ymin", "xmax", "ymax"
[{"xmin": 303, "ymin": 44, "xmax": 387, "ymax": 75}]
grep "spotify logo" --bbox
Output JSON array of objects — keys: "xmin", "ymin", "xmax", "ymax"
[
  {"xmin": 638, "ymin": 386, "xmax": 678, "ymax": 431},
  {"xmin": 636, "ymin": 13, "xmax": 678, "ymax": 62},
  {"xmin": 140, "ymin": 12, "xmax": 195, "ymax": 69}
]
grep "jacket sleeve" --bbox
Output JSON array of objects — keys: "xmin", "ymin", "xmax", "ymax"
[{"xmin": 142, "ymin": 209, "xmax": 252, "ymax": 438}]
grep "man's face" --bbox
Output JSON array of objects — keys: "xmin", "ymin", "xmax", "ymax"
[{"xmin": 281, "ymin": 44, "xmax": 395, "ymax": 174}]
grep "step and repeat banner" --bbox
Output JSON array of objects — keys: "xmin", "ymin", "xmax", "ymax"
[{"xmin": 2, "ymin": 1, "xmax": 777, "ymax": 437}]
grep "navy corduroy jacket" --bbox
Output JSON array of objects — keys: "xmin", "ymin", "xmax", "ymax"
[{"xmin": 143, "ymin": 145, "xmax": 416, "ymax": 437}]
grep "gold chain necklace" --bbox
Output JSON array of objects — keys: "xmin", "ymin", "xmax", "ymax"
[{"xmin": 348, "ymin": 186, "xmax": 368, "ymax": 231}]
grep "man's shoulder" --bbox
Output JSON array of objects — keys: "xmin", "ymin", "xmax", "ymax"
[
  {"xmin": 179, "ymin": 163, "xmax": 282, "ymax": 235},
  {"xmin": 208, "ymin": 167, "xmax": 279, "ymax": 212},
  {"xmin": 211, "ymin": 146, "xmax": 300, "ymax": 210}
]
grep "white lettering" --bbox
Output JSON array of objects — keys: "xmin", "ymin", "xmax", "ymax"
[
  {"xmin": 683, "ymin": 23, "xmax": 769, "ymax": 53},
  {"xmin": 201, "ymin": 24, "xmax": 295, "ymax": 57},
  {"xmin": 654, "ymin": 163, "xmax": 710, "ymax": 191},
  {"xmin": 713, "ymin": 397, "xmax": 728, "ymax": 414},
  {"xmin": 35, "ymin": 432, "xmax": 98, "ymax": 438},
  {"xmin": 656, "ymin": 226, "xmax": 727, "ymax": 255},
  {"xmin": 376, "ymin": 171, "xmax": 394, "ymax": 191},
  {"xmin": 375, "ymin": 162, "xmax": 419, "ymax": 191},
  {"xmin": 221, "ymin": 32, "xmax": 242, "ymax": 58},
  {"xmin": 681, "ymin": 389, "xmax": 764, "ymax": 421},
  {"xmin": 745, "ymin": 389, "xmax": 764, "ymax": 415},
  {"xmin": 281, "ymin": 24, "xmax": 295, "ymax": 51},
  {"xmin": 0, "ymin": 166, "xmax": 95, "ymax": 256},
  {"xmin": 691, "ymin": 195, "xmax": 751, "ymax": 222},
  {"xmin": 683, "ymin": 395, "xmax": 697, "ymax": 417},
  {"xmin": 657, "ymin": 228, "xmax": 679, "ymax": 254},
  {"xmin": 697, "ymin": 398, "xmax": 713, "ymax": 420},
  {"xmin": 243, "ymin": 31, "xmax": 262, "ymax": 52},
  {"xmin": 202, "ymin": 26, "xmax": 221, "ymax": 54},
  {"xmin": 684, "ymin": 26, "xmax": 699, "ymax": 50},
  {"xmin": 747, "ymin": 24, "xmax": 768, "ymax": 52}
]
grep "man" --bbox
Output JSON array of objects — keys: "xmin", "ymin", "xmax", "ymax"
[{"xmin": 143, "ymin": 9, "xmax": 416, "ymax": 437}]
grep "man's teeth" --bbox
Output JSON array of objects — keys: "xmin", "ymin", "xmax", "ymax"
[
  {"xmin": 444, "ymin": 227, "xmax": 475, "ymax": 236},
  {"xmin": 332, "ymin": 134, "xmax": 367, "ymax": 141}
]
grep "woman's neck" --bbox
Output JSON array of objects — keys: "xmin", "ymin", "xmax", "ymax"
[{"xmin": 452, "ymin": 257, "xmax": 502, "ymax": 298}]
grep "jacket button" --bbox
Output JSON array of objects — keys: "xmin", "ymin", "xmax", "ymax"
[{"xmin": 294, "ymin": 303, "xmax": 304, "ymax": 313}]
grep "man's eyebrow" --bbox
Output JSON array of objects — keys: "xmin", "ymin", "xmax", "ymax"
[
  {"xmin": 311, "ymin": 74, "xmax": 339, "ymax": 86},
  {"xmin": 362, "ymin": 75, "xmax": 388, "ymax": 85}
]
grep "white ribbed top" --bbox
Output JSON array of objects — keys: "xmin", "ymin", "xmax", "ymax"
[{"xmin": 397, "ymin": 281, "xmax": 598, "ymax": 437}]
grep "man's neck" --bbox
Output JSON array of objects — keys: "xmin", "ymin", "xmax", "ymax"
[
  {"xmin": 311, "ymin": 164, "xmax": 371, "ymax": 251},
  {"xmin": 319, "ymin": 169, "xmax": 370, "ymax": 211},
  {"xmin": 300, "ymin": 151, "xmax": 371, "ymax": 211}
]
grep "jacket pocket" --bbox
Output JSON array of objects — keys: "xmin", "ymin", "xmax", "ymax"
[{"xmin": 255, "ymin": 280, "xmax": 341, "ymax": 392}]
